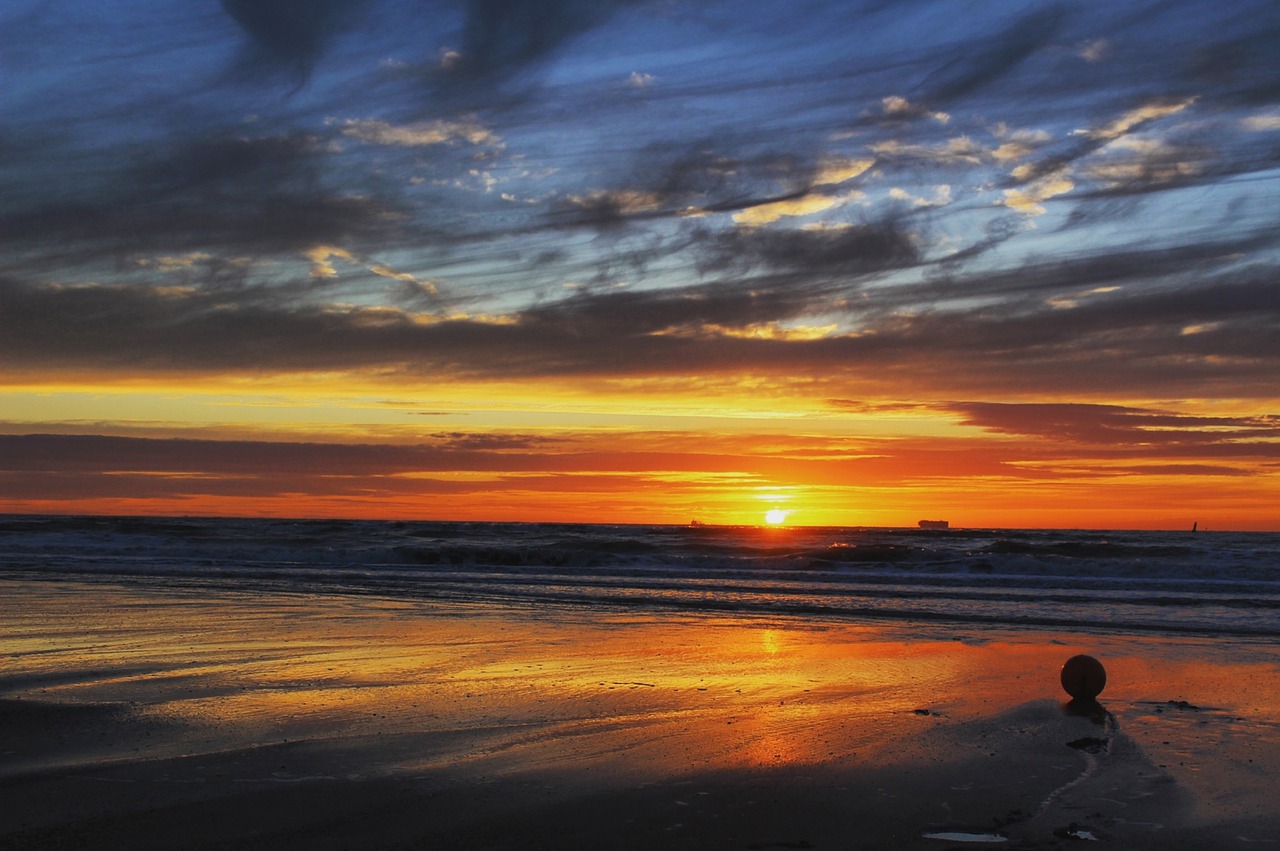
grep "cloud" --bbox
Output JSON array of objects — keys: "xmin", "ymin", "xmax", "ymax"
[
  {"xmin": 889, "ymin": 185, "xmax": 951, "ymax": 208},
  {"xmin": 1180, "ymin": 14, "xmax": 1280, "ymax": 106},
  {"xmin": 371, "ymin": 264, "xmax": 439, "ymax": 297},
  {"xmin": 993, "ymin": 95, "xmax": 1198, "ymax": 194},
  {"xmin": 1001, "ymin": 172, "xmax": 1074, "ymax": 215},
  {"xmin": 4, "ymin": 0, "xmax": 1280, "ymax": 528},
  {"xmin": 732, "ymin": 193, "xmax": 845, "ymax": 226},
  {"xmin": 547, "ymin": 145, "xmax": 852, "ymax": 230},
  {"xmin": 337, "ymin": 117, "xmax": 500, "ymax": 147},
  {"xmin": 945, "ymin": 402, "xmax": 1280, "ymax": 456},
  {"xmin": 700, "ymin": 218, "xmax": 919, "ymax": 275},
  {"xmin": 306, "ymin": 245, "xmax": 356, "ymax": 279},
  {"xmin": 560, "ymin": 189, "xmax": 663, "ymax": 224},
  {"xmin": 220, "ymin": 0, "xmax": 367, "ymax": 79},
  {"xmin": 880, "ymin": 96, "xmax": 949, "ymax": 124},
  {"xmin": 451, "ymin": 0, "xmax": 635, "ymax": 82},
  {"xmin": 1080, "ymin": 98, "xmax": 1197, "ymax": 142},
  {"xmin": 3, "ymin": 218, "xmax": 1278, "ymax": 401},
  {"xmin": 915, "ymin": 4, "xmax": 1065, "ymax": 104},
  {"xmin": 721, "ymin": 158, "xmax": 872, "ymax": 225},
  {"xmin": 991, "ymin": 126, "xmax": 1052, "ymax": 162},
  {"xmin": 1077, "ymin": 38, "xmax": 1107, "ymax": 63},
  {"xmin": 1080, "ymin": 138, "xmax": 1205, "ymax": 193},
  {"xmin": 3, "ymin": 0, "xmax": 1280, "ymax": 409},
  {"xmin": 6, "ymin": 401, "xmax": 1270, "ymax": 518},
  {"xmin": 815, "ymin": 157, "xmax": 876, "ymax": 185},
  {"xmin": 1241, "ymin": 112, "xmax": 1280, "ymax": 132},
  {"xmin": 2, "ymin": 133, "xmax": 408, "ymax": 274},
  {"xmin": 869, "ymin": 136, "xmax": 986, "ymax": 165},
  {"xmin": 668, "ymin": 322, "xmax": 838, "ymax": 342}
]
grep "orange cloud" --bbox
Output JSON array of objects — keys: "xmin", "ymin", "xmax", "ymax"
[{"xmin": 3, "ymin": 399, "xmax": 1277, "ymax": 530}]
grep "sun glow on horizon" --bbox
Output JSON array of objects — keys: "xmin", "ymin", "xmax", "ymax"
[{"xmin": 764, "ymin": 508, "xmax": 790, "ymax": 525}]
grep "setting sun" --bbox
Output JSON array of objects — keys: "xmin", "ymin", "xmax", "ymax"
[{"xmin": 765, "ymin": 509, "xmax": 789, "ymax": 525}]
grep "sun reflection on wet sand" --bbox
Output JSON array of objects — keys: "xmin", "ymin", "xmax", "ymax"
[{"xmin": 2, "ymin": 578, "xmax": 1278, "ymax": 848}]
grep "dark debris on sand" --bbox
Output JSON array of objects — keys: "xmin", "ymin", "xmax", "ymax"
[{"xmin": 1064, "ymin": 736, "xmax": 1110, "ymax": 755}]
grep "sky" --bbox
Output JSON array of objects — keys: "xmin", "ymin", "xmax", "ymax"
[{"xmin": 2, "ymin": 0, "xmax": 1279, "ymax": 529}]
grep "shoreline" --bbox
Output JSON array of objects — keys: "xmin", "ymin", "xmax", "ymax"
[{"xmin": 2, "ymin": 577, "xmax": 1277, "ymax": 849}]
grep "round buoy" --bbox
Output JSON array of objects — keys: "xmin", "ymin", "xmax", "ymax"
[{"xmin": 1060, "ymin": 654, "xmax": 1107, "ymax": 699}]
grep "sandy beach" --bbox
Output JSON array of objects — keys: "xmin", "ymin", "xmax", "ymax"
[{"xmin": 2, "ymin": 577, "xmax": 1277, "ymax": 850}]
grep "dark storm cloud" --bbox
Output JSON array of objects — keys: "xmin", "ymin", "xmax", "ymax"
[
  {"xmin": 2, "ymin": 134, "xmax": 405, "ymax": 272},
  {"xmin": 817, "ymin": 271, "xmax": 1280, "ymax": 396},
  {"xmin": 516, "ymin": 279, "xmax": 828, "ymax": 339},
  {"xmin": 3, "ymin": 242, "xmax": 1277, "ymax": 399},
  {"xmin": 2, "ymin": 219, "xmax": 1276, "ymax": 392},
  {"xmin": 697, "ymin": 219, "xmax": 919, "ymax": 276}
]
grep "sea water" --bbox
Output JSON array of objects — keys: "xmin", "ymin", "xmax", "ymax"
[{"xmin": 1, "ymin": 516, "xmax": 1277, "ymax": 637}]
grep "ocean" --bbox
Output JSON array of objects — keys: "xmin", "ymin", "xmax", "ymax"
[{"xmin": 1, "ymin": 515, "xmax": 1277, "ymax": 638}]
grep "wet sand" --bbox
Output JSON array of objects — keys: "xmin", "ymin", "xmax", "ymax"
[{"xmin": 1, "ymin": 578, "xmax": 1277, "ymax": 849}]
